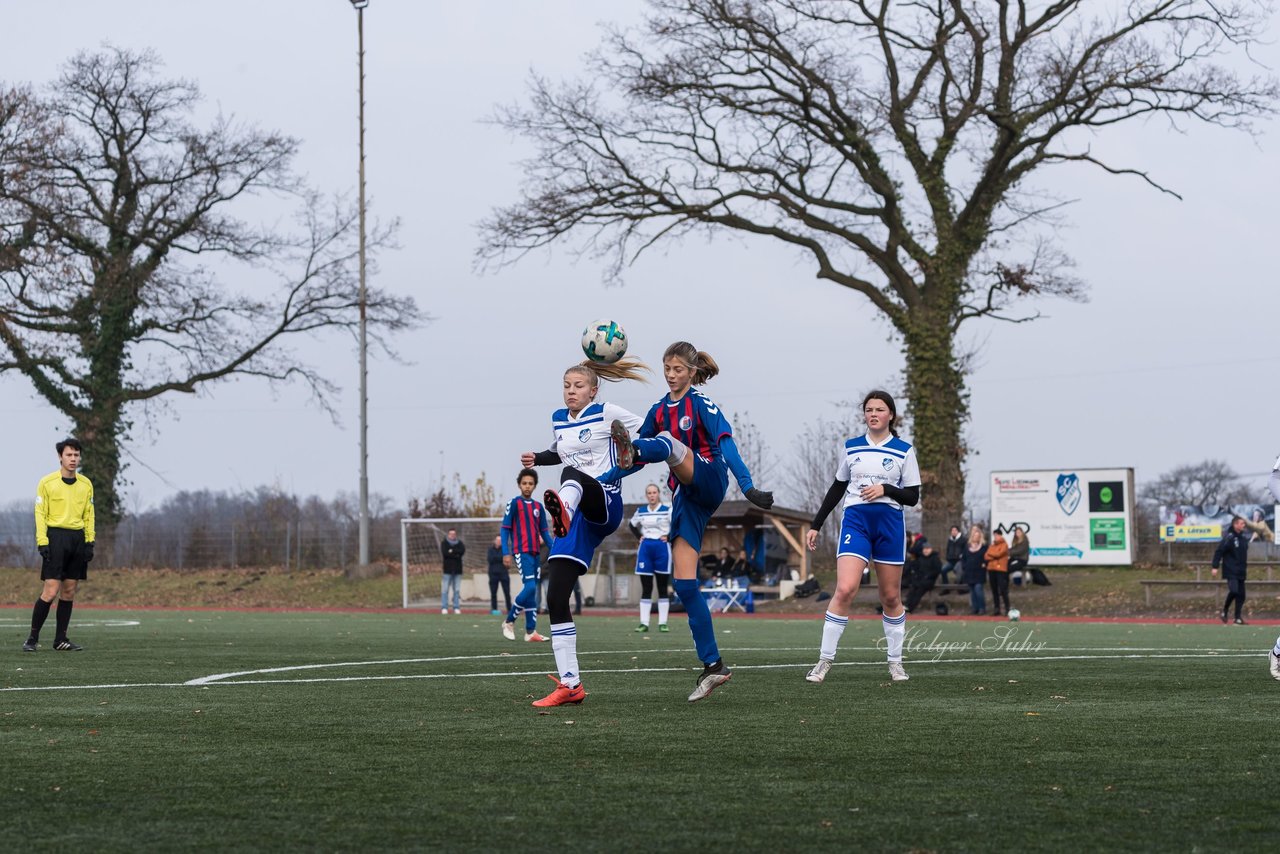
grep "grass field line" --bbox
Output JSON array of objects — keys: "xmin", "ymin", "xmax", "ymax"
[
  {"xmin": 0, "ymin": 619, "xmax": 140, "ymax": 628},
  {"xmin": 1, "ymin": 648, "xmax": 1267, "ymax": 694}
]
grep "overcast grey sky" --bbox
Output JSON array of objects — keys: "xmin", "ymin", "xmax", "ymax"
[{"xmin": 2, "ymin": 0, "xmax": 1278, "ymax": 516}]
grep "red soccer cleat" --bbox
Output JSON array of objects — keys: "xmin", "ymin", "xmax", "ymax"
[
  {"xmin": 531, "ymin": 674, "xmax": 586, "ymax": 707},
  {"xmin": 524, "ymin": 631, "xmax": 549, "ymax": 642},
  {"xmin": 544, "ymin": 489, "xmax": 571, "ymax": 537}
]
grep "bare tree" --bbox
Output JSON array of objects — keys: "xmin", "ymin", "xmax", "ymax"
[
  {"xmin": 0, "ymin": 48, "xmax": 421, "ymax": 524},
  {"xmin": 725, "ymin": 410, "xmax": 777, "ymax": 500},
  {"xmin": 478, "ymin": 0, "xmax": 1278, "ymax": 543},
  {"xmin": 1141, "ymin": 460, "xmax": 1253, "ymax": 511}
]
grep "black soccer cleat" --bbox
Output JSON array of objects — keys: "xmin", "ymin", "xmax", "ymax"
[
  {"xmin": 22, "ymin": 637, "xmax": 38, "ymax": 652},
  {"xmin": 53, "ymin": 639, "xmax": 84, "ymax": 652}
]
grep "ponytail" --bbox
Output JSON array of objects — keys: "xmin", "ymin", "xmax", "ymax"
[
  {"xmin": 663, "ymin": 341, "xmax": 719, "ymax": 385},
  {"xmin": 568, "ymin": 358, "xmax": 652, "ymax": 385}
]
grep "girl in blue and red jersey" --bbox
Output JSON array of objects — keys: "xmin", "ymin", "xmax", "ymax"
[
  {"xmin": 608, "ymin": 341, "xmax": 773, "ymax": 702},
  {"xmin": 500, "ymin": 467, "xmax": 552, "ymax": 643}
]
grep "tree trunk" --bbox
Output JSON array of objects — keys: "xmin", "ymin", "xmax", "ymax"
[
  {"xmin": 902, "ymin": 310, "xmax": 968, "ymax": 547},
  {"xmin": 74, "ymin": 406, "xmax": 126, "ymax": 532}
]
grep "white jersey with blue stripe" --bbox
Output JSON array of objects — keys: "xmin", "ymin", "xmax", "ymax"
[
  {"xmin": 837, "ymin": 434, "xmax": 922, "ymax": 511},
  {"xmin": 549, "ymin": 401, "xmax": 643, "ymax": 480},
  {"xmin": 631, "ymin": 504, "xmax": 672, "ymax": 539}
]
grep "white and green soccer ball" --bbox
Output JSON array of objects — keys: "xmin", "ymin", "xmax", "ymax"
[
  {"xmin": 1007, "ymin": 608, "xmax": 1021, "ymax": 622},
  {"xmin": 582, "ymin": 319, "xmax": 628, "ymax": 364}
]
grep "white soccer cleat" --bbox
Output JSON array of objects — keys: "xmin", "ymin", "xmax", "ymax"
[
  {"xmin": 525, "ymin": 631, "xmax": 549, "ymax": 643},
  {"xmin": 1270, "ymin": 650, "xmax": 1280, "ymax": 681},
  {"xmin": 805, "ymin": 659, "xmax": 832, "ymax": 683},
  {"xmin": 501, "ymin": 621, "xmax": 516, "ymax": 641},
  {"xmin": 888, "ymin": 661, "xmax": 910, "ymax": 682}
]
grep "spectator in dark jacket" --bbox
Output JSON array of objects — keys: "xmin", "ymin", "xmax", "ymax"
[
  {"xmin": 942, "ymin": 525, "xmax": 964, "ymax": 586},
  {"xmin": 904, "ymin": 543, "xmax": 943, "ymax": 613},
  {"xmin": 487, "ymin": 535, "xmax": 511, "ymax": 616},
  {"xmin": 961, "ymin": 525, "xmax": 987, "ymax": 615},
  {"xmin": 1008, "ymin": 528, "xmax": 1031, "ymax": 586},
  {"xmin": 1212, "ymin": 516, "xmax": 1250, "ymax": 624},
  {"xmin": 440, "ymin": 529, "xmax": 466, "ymax": 615}
]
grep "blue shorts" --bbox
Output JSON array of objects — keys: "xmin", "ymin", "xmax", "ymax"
[
  {"xmin": 550, "ymin": 486, "xmax": 623, "ymax": 573},
  {"xmin": 512, "ymin": 552, "xmax": 541, "ymax": 583},
  {"xmin": 837, "ymin": 503, "xmax": 906, "ymax": 565},
  {"xmin": 669, "ymin": 456, "xmax": 728, "ymax": 553},
  {"xmin": 635, "ymin": 538, "xmax": 671, "ymax": 576}
]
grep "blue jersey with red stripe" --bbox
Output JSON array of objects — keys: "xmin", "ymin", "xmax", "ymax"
[
  {"xmin": 502, "ymin": 496, "xmax": 549, "ymax": 556},
  {"xmin": 641, "ymin": 389, "xmax": 733, "ymax": 491}
]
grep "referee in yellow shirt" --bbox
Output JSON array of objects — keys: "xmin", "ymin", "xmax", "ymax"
[{"xmin": 24, "ymin": 438, "xmax": 95, "ymax": 652}]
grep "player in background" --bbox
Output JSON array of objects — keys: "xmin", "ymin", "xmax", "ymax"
[
  {"xmin": 521, "ymin": 358, "xmax": 650, "ymax": 707},
  {"xmin": 1269, "ymin": 454, "xmax": 1280, "ymax": 680},
  {"xmin": 607, "ymin": 341, "xmax": 774, "ymax": 702},
  {"xmin": 803, "ymin": 390, "xmax": 921, "ymax": 684},
  {"xmin": 25, "ymin": 438, "xmax": 95, "ymax": 652},
  {"xmin": 501, "ymin": 468, "xmax": 553, "ymax": 643},
  {"xmin": 630, "ymin": 483, "xmax": 673, "ymax": 633}
]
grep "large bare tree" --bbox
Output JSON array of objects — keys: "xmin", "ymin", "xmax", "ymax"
[
  {"xmin": 0, "ymin": 48, "xmax": 420, "ymax": 525},
  {"xmin": 478, "ymin": 0, "xmax": 1277, "ymax": 540}
]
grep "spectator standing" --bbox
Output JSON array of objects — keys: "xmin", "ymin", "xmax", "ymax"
[
  {"xmin": 1212, "ymin": 515, "xmax": 1250, "ymax": 625},
  {"xmin": 985, "ymin": 531, "xmax": 1011, "ymax": 617},
  {"xmin": 487, "ymin": 535, "xmax": 511, "ymax": 616},
  {"xmin": 941, "ymin": 525, "xmax": 964, "ymax": 586},
  {"xmin": 1008, "ymin": 529, "xmax": 1031, "ymax": 587},
  {"xmin": 961, "ymin": 525, "xmax": 988, "ymax": 616},
  {"xmin": 24, "ymin": 438, "xmax": 95, "ymax": 653},
  {"xmin": 440, "ymin": 528, "xmax": 466, "ymax": 615}
]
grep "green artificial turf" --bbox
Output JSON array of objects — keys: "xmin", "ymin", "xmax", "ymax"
[{"xmin": 1, "ymin": 610, "xmax": 1276, "ymax": 852}]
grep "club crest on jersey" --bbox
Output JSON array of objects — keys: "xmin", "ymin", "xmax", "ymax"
[
  {"xmin": 881, "ymin": 457, "xmax": 894, "ymax": 471},
  {"xmin": 1056, "ymin": 473, "xmax": 1081, "ymax": 515},
  {"xmin": 679, "ymin": 415, "xmax": 692, "ymax": 431},
  {"xmin": 579, "ymin": 428, "xmax": 591, "ymax": 442}
]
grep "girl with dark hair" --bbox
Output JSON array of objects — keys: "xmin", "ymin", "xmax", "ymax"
[
  {"xmin": 803, "ymin": 391, "xmax": 921, "ymax": 683},
  {"xmin": 519, "ymin": 358, "xmax": 650, "ymax": 707},
  {"xmin": 607, "ymin": 341, "xmax": 774, "ymax": 702}
]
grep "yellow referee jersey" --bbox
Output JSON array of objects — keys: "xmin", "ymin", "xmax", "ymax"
[{"xmin": 35, "ymin": 471, "xmax": 95, "ymax": 546}]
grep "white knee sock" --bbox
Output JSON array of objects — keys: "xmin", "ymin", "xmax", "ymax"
[
  {"xmin": 638, "ymin": 598, "xmax": 651, "ymax": 627},
  {"xmin": 882, "ymin": 608, "xmax": 906, "ymax": 662},
  {"xmin": 820, "ymin": 610, "xmax": 848, "ymax": 660},
  {"xmin": 658, "ymin": 597, "xmax": 670, "ymax": 626},
  {"xmin": 1273, "ymin": 636, "xmax": 1280, "ymax": 656},
  {"xmin": 559, "ymin": 480, "xmax": 583, "ymax": 517},
  {"xmin": 550, "ymin": 621, "xmax": 581, "ymax": 687}
]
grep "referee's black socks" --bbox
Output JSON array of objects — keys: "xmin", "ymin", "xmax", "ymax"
[
  {"xmin": 30, "ymin": 598, "xmax": 52, "ymax": 640},
  {"xmin": 55, "ymin": 599, "xmax": 74, "ymax": 641}
]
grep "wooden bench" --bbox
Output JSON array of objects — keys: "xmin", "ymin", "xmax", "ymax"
[{"xmin": 1139, "ymin": 564, "xmax": 1280, "ymax": 605}]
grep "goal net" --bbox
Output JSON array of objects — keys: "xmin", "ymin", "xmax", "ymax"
[{"xmin": 400, "ymin": 517, "xmax": 505, "ymax": 608}]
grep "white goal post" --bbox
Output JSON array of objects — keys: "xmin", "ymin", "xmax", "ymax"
[
  {"xmin": 400, "ymin": 517, "xmax": 504, "ymax": 608},
  {"xmin": 399, "ymin": 516, "xmax": 636, "ymax": 609}
]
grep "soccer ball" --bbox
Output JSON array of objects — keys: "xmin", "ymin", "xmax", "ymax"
[
  {"xmin": 1007, "ymin": 608, "xmax": 1021, "ymax": 622},
  {"xmin": 581, "ymin": 319, "xmax": 628, "ymax": 364}
]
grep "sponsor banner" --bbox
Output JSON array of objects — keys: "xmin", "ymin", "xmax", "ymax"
[
  {"xmin": 991, "ymin": 468, "xmax": 1135, "ymax": 565},
  {"xmin": 1157, "ymin": 503, "xmax": 1276, "ymax": 543}
]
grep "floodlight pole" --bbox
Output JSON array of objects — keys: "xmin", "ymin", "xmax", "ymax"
[{"xmin": 351, "ymin": 0, "xmax": 370, "ymax": 567}]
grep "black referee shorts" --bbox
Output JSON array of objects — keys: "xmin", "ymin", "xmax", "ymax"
[{"xmin": 42, "ymin": 527, "xmax": 89, "ymax": 581}]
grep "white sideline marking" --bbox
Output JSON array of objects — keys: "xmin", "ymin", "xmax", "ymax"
[
  {"xmin": 0, "ymin": 619, "xmax": 140, "ymax": 628},
  {"xmin": 0, "ymin": 648, "xmax": 1267, "ymax": 693}
]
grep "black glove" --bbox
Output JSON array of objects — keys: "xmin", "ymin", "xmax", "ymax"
[
  {"xmin": 38, "ymin": 545, "xmax": 49, "ymax": 560},
  {"xmin": 84, "ymin": 542, "xmax": 95, "ymax": 562},
  {"xmin": 746, "ymin": 487, "xmax": 774, "ymax": 510}
]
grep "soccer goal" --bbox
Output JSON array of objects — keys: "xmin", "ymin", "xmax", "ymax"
[{"xmin": 400, "ymin": 517, "xmax": 504, "ymax": 608}]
